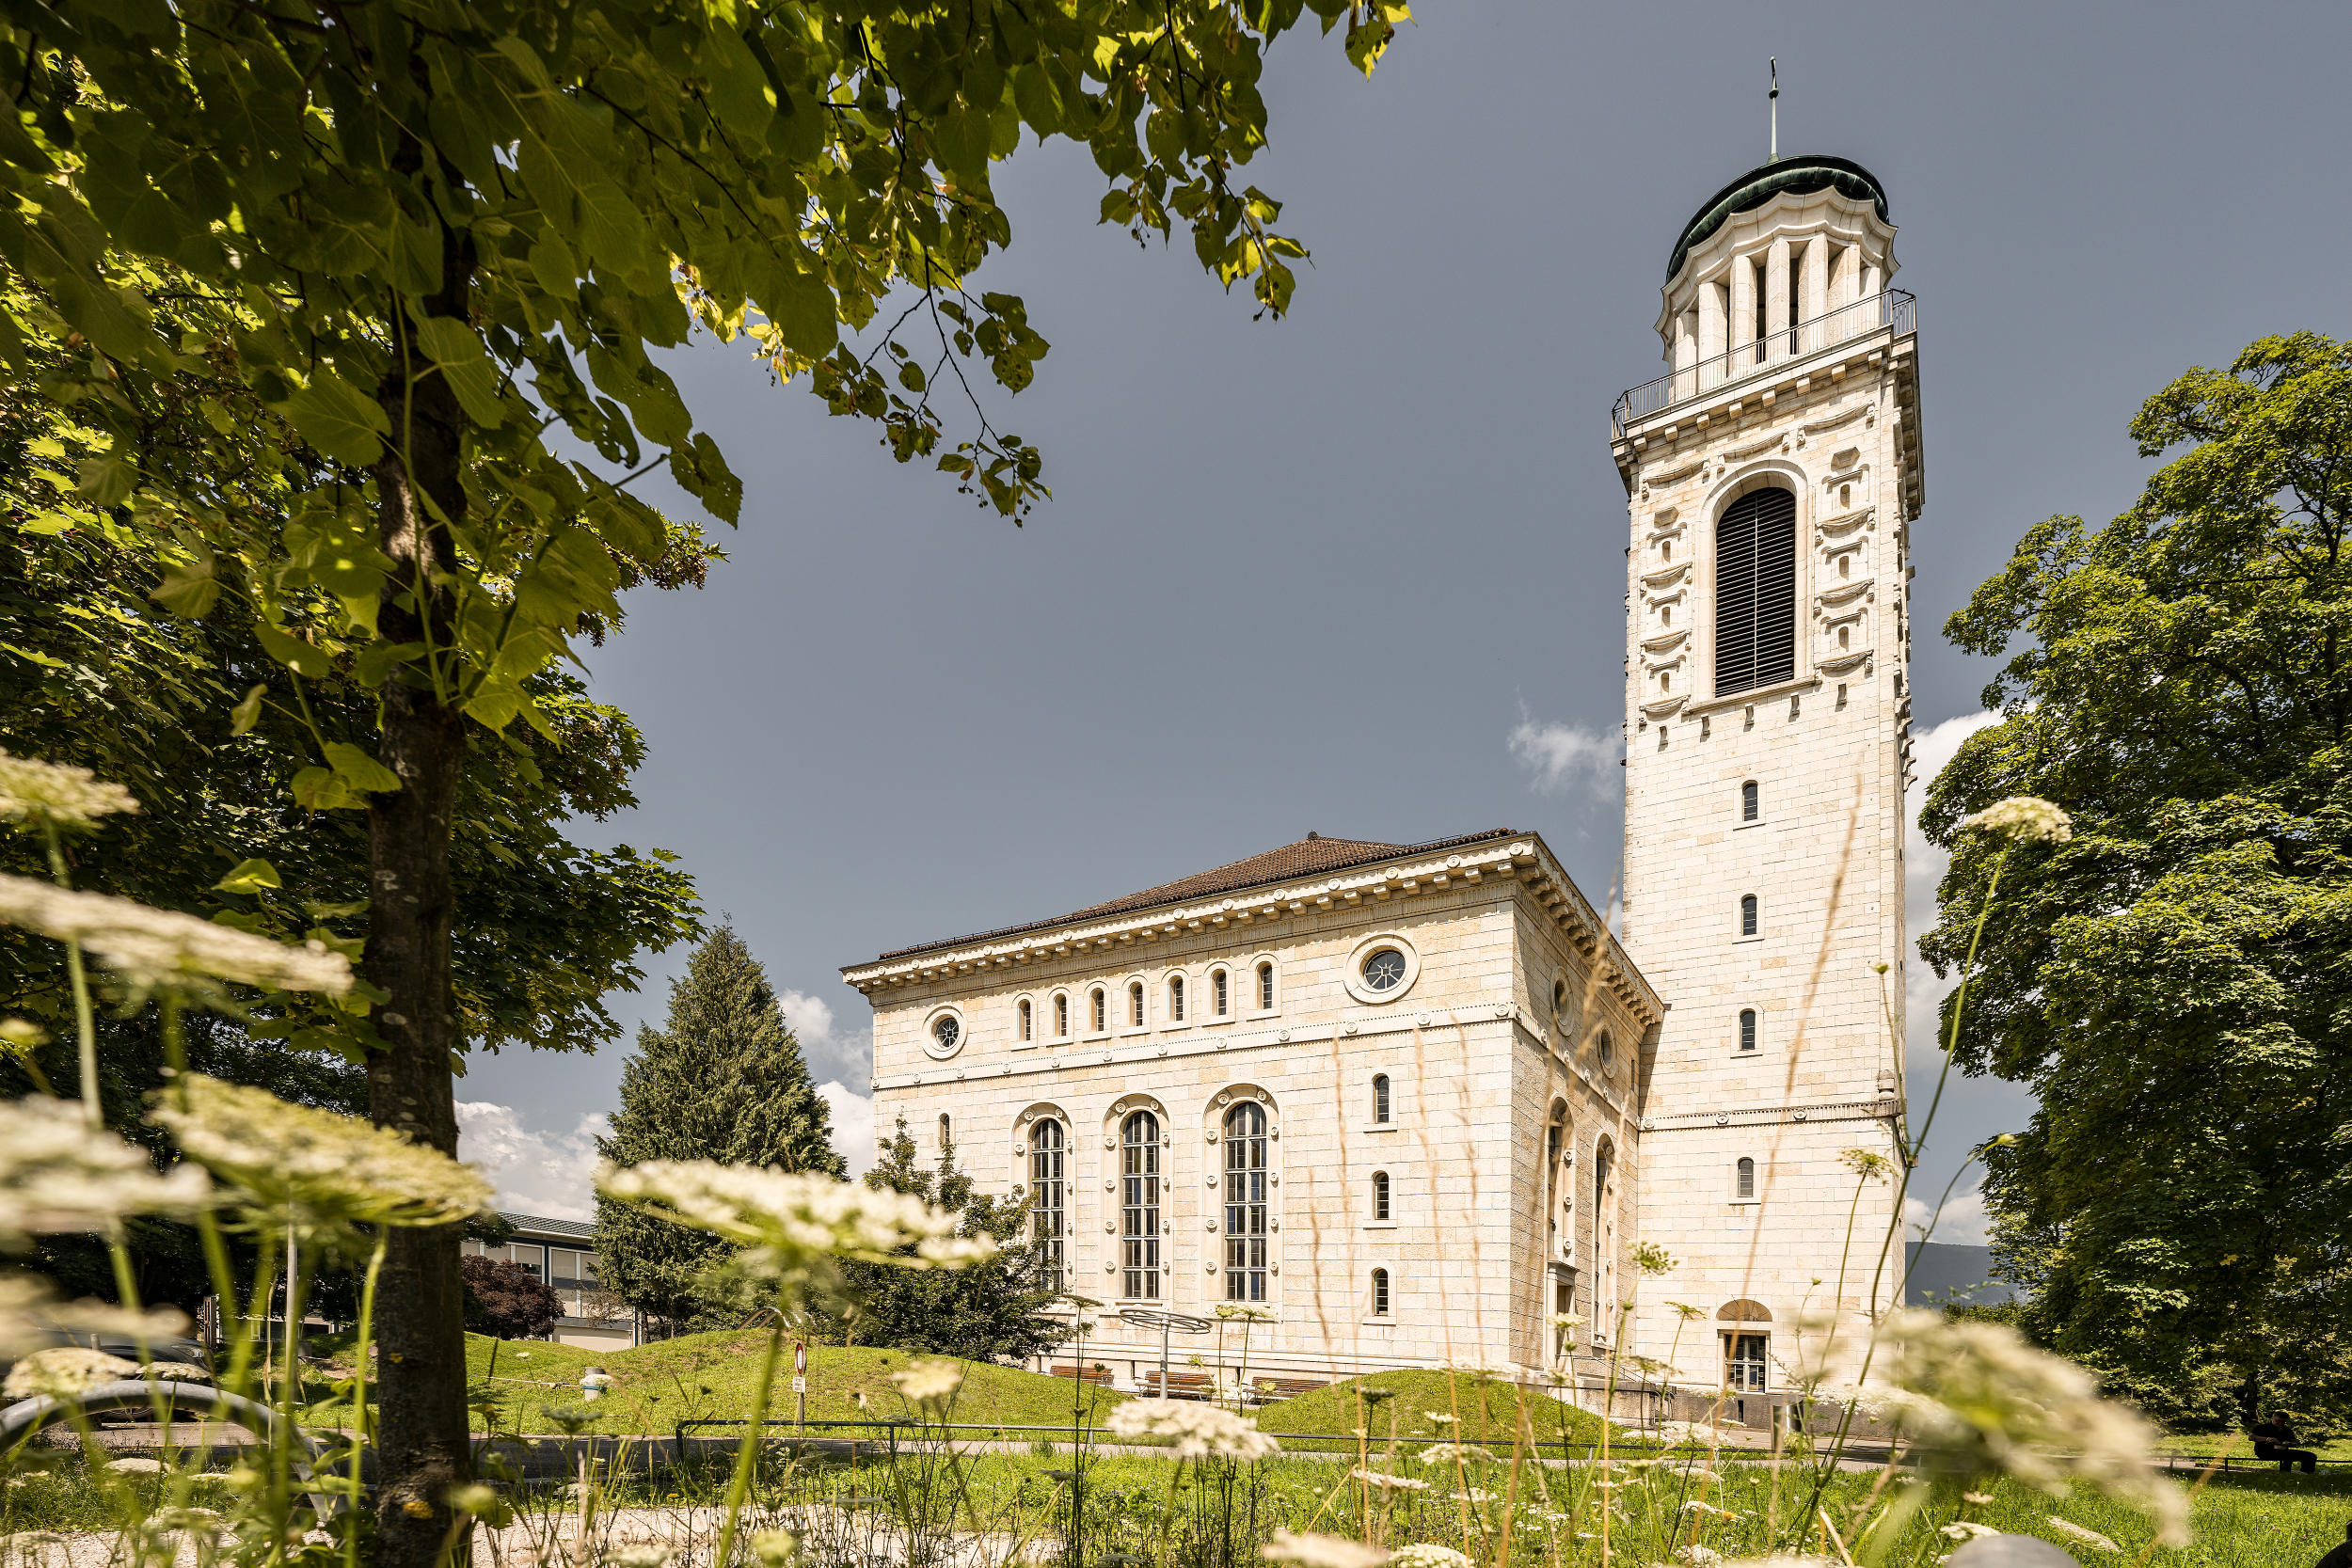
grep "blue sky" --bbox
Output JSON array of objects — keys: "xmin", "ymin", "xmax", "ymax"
[{"xmin": 452, "ymin": 0, "xmax": 2352, "ymax": 1242}]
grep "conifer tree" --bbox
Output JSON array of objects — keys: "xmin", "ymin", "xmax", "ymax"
[{"xmin": 596, "ymin": 927, "xmax": 843, "ymax": 1329}]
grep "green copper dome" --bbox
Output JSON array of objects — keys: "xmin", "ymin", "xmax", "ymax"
[{"xmin": 1667, "ymin": 155, "xmax": 1888, "ymax": 282}]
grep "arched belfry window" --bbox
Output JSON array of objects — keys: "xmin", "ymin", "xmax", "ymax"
[{"xmin": 1715, "ymin": 487, "xmax": 1797, "ymax": 696}]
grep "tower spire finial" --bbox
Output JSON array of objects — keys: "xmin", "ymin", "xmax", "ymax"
[{"xmin": 1768, "ymin": 57, "xmax": 1779, "ymax": 162}]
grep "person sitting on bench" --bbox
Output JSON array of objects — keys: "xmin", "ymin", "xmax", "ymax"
[{"xmin": 2252, "ymin": 1410, "xmax": 2317, "ymax": 1474}]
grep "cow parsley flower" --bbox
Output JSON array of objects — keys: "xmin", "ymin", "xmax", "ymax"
[
  {"xmin": 1417, "ymin": 1442, "xmax": 1497, "ymax": 1465},
  {"xmin": 1872, "ymin": 1307, "xmax": 2187, "ymax": 1545},
  {"xmin": 0, "ymin": 753, "xmax": 138, "ymax": 831},
  {"xmin": 1961, "ymin": 796, "xmax": 2073, "ymax": 844},
  {"xmin": 750, "ymin": 1530, "xmax": 803, "ymax": 1568},
  {"xmin": 2047, "ymin": 1518, "xmax": 2119, "ymax": 1553},
  {"xmin": 1349, "ymin": 1467, "xmax": 1430, "ymax": 1492},
  {"xmin": 0, "ymin": 1095, "xmax": 209, "ymax": 1248},
  {"xmin": 0, "ymin": 875, "xmax": 351, "ymax": 997},
  {"xmin": 891, "ymin": 1358, "xmax": 964, "ymax": 1407},
  {"xmin": 4, "ymin": 1346, "xmax": 138, "ymax": 1399},
  {"xmin": 1388, "ymin": 1547, "xmax": 1473, "ymax": 1568},
  {"xmin": 152, "ymin": 1075, "xmax": 487, "ymax": 1245},
  {"xmin": 1105, "ymin": 1398, "xmax": 1279, "ymax": 1461},
  {"xmin": 1940, "ymin": 1522, "xmax": 1999, "ymax": 1541},
  {"xmin": 596, "ymin": 1162, "xmax": 993, "ymax": 1285},
  {"xmin": 0, "ymin": 1275, "xmax": 190, "ymax": 1360},
  {"xmin": 1260, "ymin": 1531, "xmax": 1388, "ymax": 1568},
  {"xmin": 606, "ymin": 1545, "xmax": 674, "ymax": 1568}
]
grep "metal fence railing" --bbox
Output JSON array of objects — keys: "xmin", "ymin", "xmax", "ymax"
[{"xmin": 1611, "ymin": 289, "xmax": 1916, "ymax": 436}]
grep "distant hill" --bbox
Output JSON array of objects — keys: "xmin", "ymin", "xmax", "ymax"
[{"xmin": 1905, "ymin": 1243, "xmax": 2021, "ymax": 1307}]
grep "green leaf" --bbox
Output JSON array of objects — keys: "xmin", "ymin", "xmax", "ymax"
[
  {"xmin": 151, "ymin": 549, "xmax": 221, "ymax": 619},
  {"xmin": 278, "ymin": 369, "xmax": 389, "ymax": 467},
  {"xmin": 230, "ymin": 683, "xmax": 266, "ymax": 736},
  {"xmin": 75, "ymin": 454, "xmax": 135, "ymax": 507},
  {"xmin": 355, "ymin": 640, "xmax": 428, "ymax": 688},
  {"xmin": 768, "ymin": 261, "xmax": 838, "ymax": 357},
  {"xmin": 411, "ymin": 314, "xmax": 506, "ymax": 429},
  {"xmin": 464, "ymin": 687, "xmax": 521, "ymax": 731},
  {"xmin": 254, "ymin": 619, "xmax": 332, "ymax": 679},
  {"xmin": 323, "ymin": 741, "xmax": 402, "ymax": 793},
  {"xmin": 215, "ymin": 858, "xmax": 283, "ymax": 895},
  {"xmin": 291, "ymin": 766, "xmax": 361, "ymax": 812}
]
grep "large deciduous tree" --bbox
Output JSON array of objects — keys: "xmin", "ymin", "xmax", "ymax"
[
  {"xmin": 0, "ymin": 0, "xmax": 1403, "ymax": 1550},
  {"xmin": 596, "ymin": 925, "xmax": 841, "ymax": 1331},
  {"xmin": 1921, "ymin": 332, "xmax": 2352, "ymax": 1424}
]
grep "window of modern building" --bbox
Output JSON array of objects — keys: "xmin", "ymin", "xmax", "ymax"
[
  {"xmin": 1055, "ymin": 993, "xmax": 1070, "ymax": 1037},
  {"xmin": 1741, "ymin": 780, "xmax": 1758, "ymax": 821},
  {"xmin": 1018, "ymin": 999, "xmax": 1033, "ymax": 1042},
  {"xmin": 1168, "ymin": 975, "xmax": 1185, "ymax": 1022},
  {"xmin": 1257, "ymin": 962, "xmax": 1275, "ymax": 1010},
  {"xmin": 1740, "ymin": 894, "xmax": 1758, "ymax": 937},
  {"xmin": 1091, "ymin": 989, "xmax": 1106, "ymax": 1033},
  {"xmin": 1128, "ymin": 982, "xmax": 1144, "ymax": 1027},
  {"xmin": 1739, "ymin": 1008, "xmax": 1757, "ymax": 1053},
  {"xmin": 1737, "ymin": 1156, "xmax": 1756, "ymax": 1199},
  {"xmin": 1371, "ymin": 1170, "xmax": 1391, "ymax": 1222},
  {"xmin": 1223, "ymin": 1102, "xmax": 1270, "ymax": 1302},
  {"xmin": 1120, "ymin": 1111, "xmax": 1162, "ymax": 1300},
  {"xmin": 1714, "ymin": 486, "xmax": 1797, "ymax": 696},
  {"xmin": 1029, "ymin": 1119, "xmax": 1065, "ymax": 1272},
  {"xmin": 1370, "ymin": 1268, "xmax": 1391, "ymax": 1318},
  {"xmin": 1212, "ymin": 968, "xmax": 1229, "ymax": 1017},
  {"xmin": 1372, "ymin": 1073, "xmax": 1391, "ymax": 1124}
]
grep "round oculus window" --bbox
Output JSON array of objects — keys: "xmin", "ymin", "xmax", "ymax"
[
  {"xmin": 931, "ymin": 1015, "xmax": 961, "ymax": 1053},
  {"xmin": 1361, "ymin": 948, "xmax": 1408, "ymax": 992}
]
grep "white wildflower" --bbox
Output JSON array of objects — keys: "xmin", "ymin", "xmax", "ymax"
[
  {"xmin": 1349, "ymin": 1467, "xmax": 1429, "ymax": 1492},
  {"xmin": 0, "ymin": 753, "xmax": 138, "ymax": 831},
  {"xmin": 0, "ymin": 875, "xmax": 350, "ymax": 996},
  {"xmin": 1652, "ymin": 1421, "xmax": 1721, "ymax": 1446},
  {"xmin": 152, "ymin": 1075, "xmax": 488, "ymax": 1245},
  {"xmin": 750, "ymin": 1530, "xmax": 802, "ymax": 1568},
  {"xmin": 1962, "ymin": 1492, "xmax": 1994, "ymax": 1505},
  {"xmin": 2047, "ymin": 1519, "xmax": 2119, "ymax": 1553},
  {"xmin": 0, "ymin": 1274, "xmax": 187, "ymax": 1359},
  {"xmin": 1417, "ymin": 1442, "xmax": 1497, "ymax": 1465},
  {"xmin": 1961, "ymin": 796, "xmax": 2073, "ymax": 845},
  {"xmin": 1105, "ymin": 1398, "xmax": 1279, "ymax": 1461},
  {"xmin": 1871, "ymin": 1307, "xmax": 2188, "ymax": 1546},
  {"xmin": 1675, "ymin": 1547, "xmax": 1722, "ymax": 1568},
  {"xmin": 596, "ymin": 1162, "xmax": 995, "ymax": 1283},
  {"xmin": 891, "ymin": 1358, "xmax": 964, "ymax": 1406},
  {"xmin": 1940, "ymin": 1522, "xmax": 1999, "ymax": 1541},
  {"xmin": 1387, "ymin": 1547, "xmax": 1472, "ymax": 1568},
  {"xmin": 104, "ymin": 1457, "xmax": 163, "ymax": 1475},
  {"xmin": 1422, "ymin": 1411, "xmax": 1457, "ymax": 1424},
  {"xmin": 0, "ymin": 1096, "xmax": 209, "ymax": 1248},
  {"xmin": 1681, "ymin": 1500, "xmax": 1741, "ymax": 1518},
  {"xmin": 4, "ymin": 1346, "xmax": 138, "ymax": 1399},
  {"xmin": 1260, "ymin": 1531, "xmax": 1389, "ymax": 1568},
  {"xmin": 605, "ymin": 1546, "xmax": 673, "ymax": 1568},
  {"xmin": 1714, "ymin": 1560, "xmax": 1835, "ymax": 1568}
]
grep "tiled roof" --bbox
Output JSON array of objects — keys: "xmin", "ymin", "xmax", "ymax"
[
  {"xmin": 501, "ymin": 1212, "xmax": 596, "ymax": 1242},
  {"xmin": 878, "ymin": 830, "xmax": 1518, "ymax": 960}
]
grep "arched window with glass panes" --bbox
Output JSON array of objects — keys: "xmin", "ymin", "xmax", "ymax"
[
  {"xmin": 1740, "ymin": 894, "xmax": 1759, "ymax": 937},
  {"xmin": 1371, "ymin": 1170, "xmax": 1390, "ymax": 1222},
  {"xmin": 1211, "ymin": 968, "xmax": 1229, "ymax": 1017},
  {"xmin": 1370, "ymin": 1268, "xmax": 1391, "ymax": 1317},
  {"xmin": 1739, "ymin": 1008, "xmax": 1757, "ymax": 1053},
  {"xmin": 1223, "ymin": 1102, "xmax": 1270, "ymax": 1302},
  {"xmin": 1168, "ymin": 974, "xmax": 1184, "ymax": 1022},
  {"xmin": 1372, "ymin": 1073, "xmax": 1391, "ymax": 1124},
  {"xmin": 1055, "ymin": 992, "xmax": 1070, "ymax": 1037},
  {"xmin": 1018, "ymin": 999, "xmax": 1032, "ymax": 1042},
  {"xmin": 1090, "ymin": 988, "xmax": 1105, "ymax": 1033},
  {"xmin": 1128, "ymin": 982, "xmax": 1144, "ymax": 1028},
  {"xmin": 1257, "ymin": 962, "xmax": 1275, "ymax": 1010},
  {"xmin": 1120, "ymin": 1111, "xmax": 1161, "ymax": 1299},
  {"xmin": 1029, "ymin": 1119, "xmax": 1065, "ymax": 1270},
  {"xmin": 1737, "ymin": 1156, "xmax": 1756, "ymax": 1200},
  {"xmin": 1715, "ymin": 487, "xmax": 1796, "ymax": 697}
]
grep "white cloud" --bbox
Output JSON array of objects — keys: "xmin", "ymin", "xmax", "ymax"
[
  {"xmin": 777, "ymin": 987, "xmax": 872, "ymax": 1086},
  {"xmin": 776, "ymin": 988, "xmax": 835, "ymax": 1050},
  {"xmin": 455, "ymin": 1101, "xmax": 609, "ymax": 1222},
  {"xmin": 1904, "ymin": 1182, "xmax": 1992, "ymax": 1247},
  {"xmin": 819, "ymin": 1081, "xmax": 876, "ymax": 1178},
  {"xmin": 1508, "ymin": 712, "xmax": 1618, "ymax": 799}
]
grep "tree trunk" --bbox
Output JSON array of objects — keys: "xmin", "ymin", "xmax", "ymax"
[{"xmin": 366, "ymin": 230, "xmax": 475, "ymax": 1564}]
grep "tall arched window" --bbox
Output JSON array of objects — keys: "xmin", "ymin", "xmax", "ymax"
[
  {"xmin": 1128, "ymin": 982, "xmax": 1144, "ymax": 1027},
  {"xmin": 1257, "ymin": 962, "xmax": 1275, "ymax": 1010},
  {"xmin": 1737, "ymin": 1156, "xmax": 1756, "ymax": 1199},
  {"xmin": 1120, "ymin": 1111, "xmax": 1162, "ymax": 1299},
  {"xmin": 1594, "ymin": 1134, "xmax": 1617, "ymax": 1317},
  {"xmin": 1740, "ymin": 894, "xmax": 1758, "ymax": 937},
  {"xmin": 1545, "ymin": 1112, "xmax": 1566, "ymax": 1257},
  {"xmin": 1019, "ymin": 999, "xmax": 1033, "ymax": 1042},
  {"xmin": 1029, "ymin": 1119, "xmax": 1066, "ymax": 1271},
  {"xmin": 1739, "ymin": 1008, "xmax": 1757, "ymax": 1053},
  {"xmin": 1372, "ymin": 1074, "xmax": 1391, "ymax": 1124},
  {"xmin": 1371, "ymin": 1170, "xmax": 1391, "ymax": 1222},
  {"xmin": 1212, "ymin": 968, "xmax": 1229, "ymax": 1017},
  {"xmin": 1715, "ymin": 487, "xmax": 1797, "ymax": 696},
  {"xmin": 1168, "ymin": 975, "xmax": 1185, "ymax": 1022},
  {"xmin": 1223, "ymin": 1102, "xmax": 1269, "ymax": 1302},
  {"xmin": 1091, "ymin": 988, "xmax": 1106, "ymax": 1033},
  {"xmin": 1741, "ymin": 780, "xmax": 1759, "ymax": 821},
  {"xmin": 1055, "ymin": 992, "xmax": 1070, "ymax": 1037},
  {"xmin": 1370, "ymin": 1268, "xmax": 1391, "ymax": 1317}
]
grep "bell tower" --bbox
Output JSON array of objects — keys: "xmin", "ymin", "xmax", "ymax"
[{"xmin": 1607, "ymin": 155, "xmax": 1921, "ymax": 1395}]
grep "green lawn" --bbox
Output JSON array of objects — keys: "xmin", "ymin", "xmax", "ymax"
[
  {"xmin": 447, "ymin": 1331, "xmax": 1125, "ymax": 1435},
  {"xmin": 1250, "ymin": 1369, "xmax": 1615, "ymax": 1453}
]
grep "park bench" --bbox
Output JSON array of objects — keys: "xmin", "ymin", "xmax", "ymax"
[
  {"xmin": 1050, "ymin": 1364, "xmax": 1115, "ymax": 1385},
  {"xmin": 1141, "ymin": 1370, "xmax": 1216, "ymax": 1399}
]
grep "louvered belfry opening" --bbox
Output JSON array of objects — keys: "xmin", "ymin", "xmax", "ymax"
[{"xmin": 1714, "ymin": 486, "xmax": 1797, "ymax": 695}]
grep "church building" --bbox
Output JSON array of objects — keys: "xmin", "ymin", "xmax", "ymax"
[{"xmin": 842, "ymin": 152, "xmax": 1920, "ymax": 1417}]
